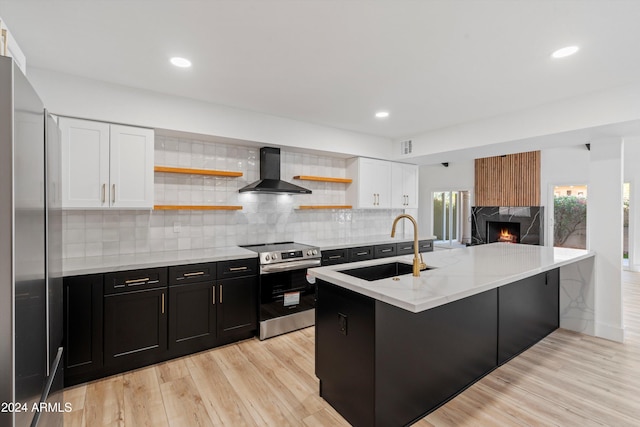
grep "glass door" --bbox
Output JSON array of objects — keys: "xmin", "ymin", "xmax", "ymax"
[
  {"xmin": 553, "ymin": 185, "xmax": 587, "ymax": 249},
  {"xmin": 433, "ymin": 191, "xmax": 458, "ymax": 245}
]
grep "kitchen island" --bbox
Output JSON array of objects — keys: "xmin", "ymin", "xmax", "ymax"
[{"xmin": 308, "ymin": 243, "xmax": 594, "ymax": 427}]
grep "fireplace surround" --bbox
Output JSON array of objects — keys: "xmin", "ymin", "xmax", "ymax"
[{"xmin": 471, "ymin": 206, "xmax": 544, "ymax": 245}]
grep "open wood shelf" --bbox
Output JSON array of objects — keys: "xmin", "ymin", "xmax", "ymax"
[
  {"xmin": 154, "ymin": 166, "xmax": 243, "ymax": 177},
  {"xmin": 154, "ymin": 205, "xmax": 243, "ymax": 211},
  {"xmin": 296, "ymin": 205, "xmax": 352, "ymax": 210},
  {"xmin": 293, "ymin": 175, "xmax": 352, "ymax": 184}
]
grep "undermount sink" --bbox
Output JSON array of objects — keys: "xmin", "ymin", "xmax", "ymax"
[{"xmin": 339, "ymin": 262, "xmax": 433, "ymax": 281}]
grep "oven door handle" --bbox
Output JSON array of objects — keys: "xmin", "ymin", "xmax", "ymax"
[{"xmin": 260, "ymin": 259, "xmax": 321, "ymax": 274}]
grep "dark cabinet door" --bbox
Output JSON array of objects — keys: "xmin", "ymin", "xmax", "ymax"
[
  {"xmin": 374, "ymin": 243, "xmax": 397, "ymax": 258},
  {"xmin": 321, "ymin": 248, "xmax": 349, "ymax": 265},
  {"xmin": 498, "ymin": 269, "xmax": 559, "ymax": 364},
  {"xmin": 63, "ymin": 274, "xmax": 103, "ymax": 385},
  {"xmin": 104, "ymin": 287, "xmax": 167, "ymax": 371},
  {"xmin": 169, "ymin": 282, "xmax": 217, "ymax": 357},
  {"xmin": 348, "ymin": 246, "xmax": 374, "ymax": 262},
  {"xmin": 218, "ymin": 275, "xmax": 258, "ymax": 339}
]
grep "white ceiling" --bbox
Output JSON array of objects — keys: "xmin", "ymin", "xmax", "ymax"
[{"xmin": 2, "ymin": 0, "xmax": 640, "ymax": 140}]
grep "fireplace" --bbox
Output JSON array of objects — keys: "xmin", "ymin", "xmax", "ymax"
[
  {"xmin": 487, "ymin": 221, "xmax": 520, "ymax": 243},
  {"xmin": 471, "ymin": 206, "xmax": 544, "ymax": 245}
]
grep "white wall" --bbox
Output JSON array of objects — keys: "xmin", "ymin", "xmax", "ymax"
[
  {"xmin": 417, "ymin": 160, "xmax": 474, "ymax": 237},
  {"xmin": 394, "ymin": 81, "xmax": 640, "ymax": 163},
  {"xmin": 28, "ymin": 67, "xmax": 392, "ymax": 160},
  {"xmin": 624, "ymin": 137, "xmax": 640, "ymax": 270}
]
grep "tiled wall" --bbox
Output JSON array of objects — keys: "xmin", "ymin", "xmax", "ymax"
[{"xmin": 62, "ymin": 135, "xmax": 403, "ymax": 259}]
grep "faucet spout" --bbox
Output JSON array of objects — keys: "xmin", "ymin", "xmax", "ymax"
[{"xmin": 391, "ymin": 214, "xmax": 426, "ymax": 277}]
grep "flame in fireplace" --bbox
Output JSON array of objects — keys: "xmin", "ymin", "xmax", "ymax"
[{"xmin": 498, "ymin": 228, "xmax": 517, "ymax": 243}]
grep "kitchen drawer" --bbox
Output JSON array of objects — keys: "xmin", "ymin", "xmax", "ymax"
[
  {"xmin": 396, "ymin": 241, "xmax": 416, "ymax": 256},
  {"xmin": 348, "ymin": 246, "xmax": 374, "ymax": 262},
  {"xmin": 104, "ymin": 267, "xmax": 167, "ymax": 295},
  {"xmin": 322, "ymin": 248, "xmax": 349, "ymax": 265},
  {"xmin": 418, "ymin": 240, "xmax": 434, "ymax": 252},
  {"xmin": 169, "ymin": 262, "xmax": 216, "ymax": 286},
  {"xmin": 217, "ymin": 258, "xmax": 259, "ymax": 279},
  {"xmin": 374, "ymin": 244, "xmax": 397, "ymax": 258}
]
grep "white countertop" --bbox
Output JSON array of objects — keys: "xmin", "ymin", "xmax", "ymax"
[
  {"xmin": 63, "ymin": 247, "xmax": 257, "ymax": 276},
  {"xmin": 62, "ymin": 234, "xmax": 437, "ymax": 276},
  {"xmin": 308, "ymin": 243, "xmax": 594, "ymax": 313},
  {"xmin": 301, "ymin": 234, "xmax": 437, "ymax": 250}
]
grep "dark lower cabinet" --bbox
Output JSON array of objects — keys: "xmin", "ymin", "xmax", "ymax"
[
  {"xmin": 498, "ymin": 268, "xmax": 559, "ymax": 364},
  {"xmin": 169, "ymin": 282, "xmax": 217, "ymax": 357},
  {"xmin": 63, "ymin": 258, "xmax": 258, "ymax": 385},
  {"xmin": 316, "ymin": 268, "xmax": 560, "ymax": 427},
  {"xmin": 63, "ymin": 274, "xmax": 103, "ymax": 386},
  {"xmin": 218, "ymin": 275, "xmax": 258, "ymax": 339},
  {"xmin": 104, "ymin": 287, "xmax": 168, "ymax": 371}
]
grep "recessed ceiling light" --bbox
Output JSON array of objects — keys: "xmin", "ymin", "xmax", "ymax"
[
  {"xmin": 551, "ymin": 46, "xmax": 579, "ymax": 59},
  {"xmin": 375, "ymin": 111, "xmax": 389, "ymax": 118},
  {"xmin": 170, "ymin": 57, "xmax": 192, "ymax": 68}
]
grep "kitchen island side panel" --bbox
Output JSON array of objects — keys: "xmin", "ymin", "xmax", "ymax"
[
  {"xmin": 375, "ymin": 289, "xmax": 498, "ymax": 427},
  {"xmin": 315, "ymin": 281, "xmax": 375, "ymax": 427}
]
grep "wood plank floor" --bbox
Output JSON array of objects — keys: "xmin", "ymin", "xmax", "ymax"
[{"xmin": 65, "ymin": 271, "xmax": 640, "ymax": 426}]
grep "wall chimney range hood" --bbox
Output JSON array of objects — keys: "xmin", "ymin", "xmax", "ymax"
[{"xmin": 239, "ymin": 147, "xmax": 311, "ymax": 194}]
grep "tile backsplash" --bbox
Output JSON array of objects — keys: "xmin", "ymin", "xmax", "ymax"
[{"xmin": 62, "ymin": 135, "xmax": 403, "ymax": 259}]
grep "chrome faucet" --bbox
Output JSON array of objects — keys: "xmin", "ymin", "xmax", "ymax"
[{"xmin": 391, "ymin": 214, "xmax": 427, "ymax": 277}]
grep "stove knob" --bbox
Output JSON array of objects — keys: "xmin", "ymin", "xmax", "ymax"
[
  {"xmin": 265, "ymin": 254, "xmax": 271, "ymax": 261},
  {"xmin": 307, "ymin": 250, "xmax": 312, "ymax": 256},
  {"xmin": 272, "ymin": 253, "xmax": 278, "ymax": 260},
  {"xmin": 312, "ymin": 249, "xmax": 318, "ymax": 255}
]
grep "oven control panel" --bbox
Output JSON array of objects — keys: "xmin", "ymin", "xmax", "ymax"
[{"xmin": 261, "ymin": 248, "xmax": 320, "ymax": 264}]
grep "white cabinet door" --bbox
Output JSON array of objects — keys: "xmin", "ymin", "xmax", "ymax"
[
  {"xmin": 60, "ymin": 118, "xmax": 154, "ymax": 209},
  {"xmin": 392, "ymin": 163, "xmax": 419, "ymax": 209},
  {"xmin": 347, "ymin": 157, "xmax": 392, "ymax": 208},
  {"xmin": 109, "ymin": 124, "xmax": 154, "ymax": 209},
  {"xmin": 60, "ymin": 117, "xmax": 110, "ymax": 208}
]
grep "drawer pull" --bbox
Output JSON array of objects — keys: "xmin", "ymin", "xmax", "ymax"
[
  {"xmin": 229, "ymin": 266, "xmax": 248, "ymax": 272},
  {"xmin": 125, "ymin": 277, "xmax": 149, "ymax": 285},
  {"xmin": 401, "ymin": 246, "xmax": 412, "ymax": 251},
  {"xmin": 329, "ymin": 255, "xmax": 342, "ymax": 260},
  {"xmin": 380, "ymin": 248, "xmax": 392, "ymax": 253},
  {"xmin": 355, "ymin": 251, "xmax": 368, "ymax": 256},
  {"xmin": 183, "ymin": 271, "xmax": 205, "ymax": 277}
]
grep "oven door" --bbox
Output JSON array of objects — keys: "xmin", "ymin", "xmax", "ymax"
[{"xmin": 259, "ymin": 263, "xmax": 318, "ymax": 321}]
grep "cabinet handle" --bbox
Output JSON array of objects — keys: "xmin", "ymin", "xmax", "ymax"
[
  {"xmin": 377, "ymin": 194, "xmax": 380, "ymax": 205},
  {"xmin": 112, "ymin": 184, "xmax": 116, "ymax": 203},
  {"xmin": 212, "ymin": 285, "xmax": 216, "ymax": 305},
  {"xmin": 355, "ymin": 251, "xmax": 368, "ymax": 256},
  {"xmin": 219, "ymin": 285, "xmax": 223, "ymax": 303},
  {"xmin": 183, "ymin": 271, "xmax": 205, "ymax": 277},
  {"xmin": 380, "ymin": 248, "xmax": 392, "ymax": 253},
  {"xmin": 161, "ymin": 292, "xmax": 165, "ymax": 314},
  {"xmin": 101, "ymin": 183, "xmax": 106, "ymax": 203},
  {"xmin": 229, "ymin": 266, "xmax": 248, "ymax": 272},
  {"xmin": 373, "ymin": 193, "xmax": 376, "ymax": 205},
  {"xmin": 329, "ymin": 255, "xmax": 342, "ymax": 260},
  {"xmin": 125, "ymin": 277, "xmax": 149, "ymax": 284}
]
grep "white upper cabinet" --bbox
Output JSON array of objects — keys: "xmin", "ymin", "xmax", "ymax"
[
  {"xmin": 346, "ymin": 157, "xmax": 392, "ymax": 208},
  {"xmin": 391, "ymin": 162, "xmax": 418, "ymax": 209},
  {"xmin": 60, "ymin": 117, "xmax": 154, "ymax": 209}
]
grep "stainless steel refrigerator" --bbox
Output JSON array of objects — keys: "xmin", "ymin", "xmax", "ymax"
[{"xmin": 0, "ymin": 56, "xmax": 63, "ymax": 427}]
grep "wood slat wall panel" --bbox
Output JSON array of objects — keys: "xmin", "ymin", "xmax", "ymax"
[{"xmin": 474, "ymin": 151, "xmax": 540, "ymax": 206}]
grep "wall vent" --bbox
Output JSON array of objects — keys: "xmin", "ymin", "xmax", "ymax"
[{"xmin": 400, "ymin": 140, "xmax": 412, "ymax": 155}]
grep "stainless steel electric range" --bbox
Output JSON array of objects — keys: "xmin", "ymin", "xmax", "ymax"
[{"xmin": 241, "ymin": 242, "xmax": 321, "ymax": 340}]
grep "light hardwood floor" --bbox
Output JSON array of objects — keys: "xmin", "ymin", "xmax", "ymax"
[{"xmin": 65, "ymin": 271, "xmax": 640, "ymax": 426}]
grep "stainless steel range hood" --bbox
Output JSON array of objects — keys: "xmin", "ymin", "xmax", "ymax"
[{"xmin": 239, "ymin": 147, "xmax": 311, "ymax": 194}]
